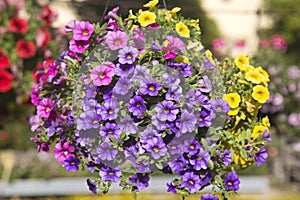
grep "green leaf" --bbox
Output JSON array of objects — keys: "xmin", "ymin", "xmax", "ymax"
[
  {"xmin": 155, "ymin": 162, "xmax": 163, "ymax": 170},
  {"xmin": 131, "ymin": 190, "xmax": 137, "ymax": 200},
  {"xmin": 201, "ymin": 138, "xmax": 209, "ymax": 150}
]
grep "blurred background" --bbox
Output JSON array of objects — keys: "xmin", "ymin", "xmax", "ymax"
[{"xmin": 0, "ymin": 0, "xmax": 300, "ymax": 199}]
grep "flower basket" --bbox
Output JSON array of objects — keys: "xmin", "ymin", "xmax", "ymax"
[{"xmin": 31, "ymin": 1, "xmax": 271, "ymax": 199}]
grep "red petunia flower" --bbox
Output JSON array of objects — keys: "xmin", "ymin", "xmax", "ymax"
[
  {"xmin": 0, "ymin": 70, "xmax": 14, "ymax": 93},
  {"xmin": 40, "ymin": 5, "xmax": 58, "ymax": 26},
  {"xmin": 35, "ymin": 28, "xmax": 51, "ymax": 50},
  {"xmin": 32, "ymin": 59, "xmax": 54, "ymax": 83},
  {"xmin": 8, "ymin": 17, "xmax": 28, "ymax": 34},
  {"xmin": 16, "ymin": 40, "xmax": 36, "ymax": 58},
  {"xmin": 0, "ymin": 49, "xmax": 11, "ymax": 69}
]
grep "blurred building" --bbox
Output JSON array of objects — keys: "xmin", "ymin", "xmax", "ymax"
[{"xmin": 201, "ymin": 0, "xmax": 270, "ymax": 55}]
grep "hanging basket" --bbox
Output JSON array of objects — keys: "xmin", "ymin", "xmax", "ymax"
[{"xmin": 30, "ymin": 0, "xmax": 272, "ymax": 199}]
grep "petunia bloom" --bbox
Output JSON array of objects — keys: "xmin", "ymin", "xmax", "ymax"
[
  {"xmin": 90, "ymin": 62, "xmax": 115, "ymax": 86},
  {"xmin": 16, "ymin": 40, "xmax": 36, "ymax": 58},
  {"xmin": 36, "ymin": 98, "xmax": 54, "ymax": 118},
  {"xmin": 105, "ymin": 30, "xmax": 128, "ymax": 50},
  {"xmin": 8, "ymin": 17, "xmax": 28, "ymax": 34},
  {"xmin": 224, "ymin": 171, "xmax": 240, "ymax": 191},
  {"xmin": 73, "ymin": 21, "xmax": 94, "ymax": 41},
  {"xmin": 0, "ymin": 50, "xmax": 11, "ymax": 69},
  {"xmin": 0, "ymin": 70, "xmax": 13, "ymax": 92}
]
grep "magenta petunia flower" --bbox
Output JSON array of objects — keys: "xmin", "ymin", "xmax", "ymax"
[
  {"xmin": 37, "ymin": 98, "xmax": 54, "ymax": 118},
  {"xmin": 73, "ymin": 21, "xmax": 94, "ymax": 41},
  {"xmin": 105, "ymin": 30, "xmax": 128, "ymax": 50},
  {"xmin": 69, "ymin": 38, "xmax": 89, "ymax": 53},
  {"xmin": 54, "ymin": 142, "xmax": 75, "ymax": 164},
  {"xmin": 90, "ymin": 62, "xmax": 115, "ymax": 86}
]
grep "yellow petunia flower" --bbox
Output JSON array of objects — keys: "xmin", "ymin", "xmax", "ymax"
[
  {"xmin": 240, "ymin": 64, "xmax": 255, "ymax": 73},
  {"xmin": 228, "ymin": 107, "xmax": 239, "ymax": 116},
  {"xmin": 252, "ymin": 85, "xmax": 270, "ymax": 104},
  {"xmin": 171, "ymin": 7, "xmax": 181, "ymax": 18},
  {"xmin": 251, "ymin": 125, "xmax": 266, "ymax": 138},
  {"xmin": 234, "ymin": 152, "xmax": 253, "ymax": 169},
  {"xmin": 205, "ymin": 50, "xmax": 215, "ymax": 65},
  {"xmin": 189, "ymin": 19, "xmax": 200, "ymax": 31},
  {"xmin": 262, "ymin": 116, "xmax": 270, "ymax": 128},
  {"xmin": 175, "ymin": 56, "xmax": 190, "ymax": 64},
  {"xmin": 245, "ymin": 70, "xmax": 265, "ymax": 84},
  {"xmin": 234, "ymin": 54, "xmax": 249, "ymax": 70},
  {"xmin": 138, "ymin": 11, "xmax": 156, "ymax": 27},
  {"xmin": 126, "ymin": 10, "xmax": 137, "ymax": 20},
  {"xmin": 175, "ymin": 21, "xmax": 190, "ymax": 38},
  {"xmin": 256, "ymin": 66, "xmax": 270, "ymax": 83},
  {"xmin": 224, "ymin": 93, "xmax": 241, "ymax": 108},
  {"xmin": 143, "ymin": 0, "xmax": 159, "ymax": 8}
]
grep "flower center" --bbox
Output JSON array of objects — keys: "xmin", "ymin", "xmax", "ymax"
[
  {"xmin": 108, "ymin": 171, "xmax": 115, "ymax": 175},
  {"xmin": 216, "ymin": 106, "xmax": 223, "ymax": 111},
  {"xmin": 136, "ymin": 103, "xmax": 141, "ymax": 107},
  {"xmin": 227, "ymin": 181, "xmax": 233, "ymax": 186},
  {"xmin": 108, "ymin": 109, "xmax": 113, "ymax": 114},
  {"xmin": 164, "ymin": 108, "xmax": 170, "ymax": 113},
  {"xmin": 188, "ymin": 180, "xmax": 194, "ymax": 185},
  {"xmin": 46, "ymin": 106, "xmax": 51, "ymax": 112},
  {"xmin": 99, "ymin": 72, "xmax": 106, "ymax": 78},
  {"xmin": 126, "ymin": 53, "xmax": 132, "ymax": 59},
  {"xmin": 107, "ymin": 129, "xmax": 113, "ymax": 134},
  {"xmin": 82, "ymin": 30, "xmax": 88, "ymax": 35},
  {"xmin": 153, "ymin": 146, "xmax": 159, "ymax": 153},
  {"xmin": 189, "ymin": 144, "xmax": 195, "ymax": 150},
  {"xmin": 93, "ymin": 119, "xmax": 98, "ymax": 124},
  {"xmin": 114, "ymin": 39, "xmax": 121, "ymax": 45},
  {"xmin": 148, "ymin": 85, "xmax": 155, "ymax": 91}
]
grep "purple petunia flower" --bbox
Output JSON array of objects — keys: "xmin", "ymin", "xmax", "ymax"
[
  {"xmin": 261, "ymin": 129, "xmax": 272, "ymax": 142},
  {"xmin": 181, "ymin": 172, "xmax": 202, "ymax": 194},
  {"xmin": 85, "ymin": 85, "xmax": 97, "ymax": 99},
  {"xmin": 86, "ymin": 178, "xmax": 97, "ymax": 194},
  {"xmin": 197, "ymin": 109, "xmax": 213, "ymax": 127},
  {"xmin": 190, "ymin": 149, "xmax": 211, "ymax": 170},
  {"xmin": 169, "ymin": 156, "xmax": 188, "ymax": 174},
  {"xmin": 176, "ymin": 109, "xmax": 197, "ymax": 134},
  {"xmin": 90, "ymin": 62, "xmax": 115, "ymax": 86},
  {"xmin": 166, "ymin": 36, "xmax": 185, "ymax": 51},
  {"xmin": 128, "ymin": 173, "xmax": 150, "ymax": 192},
  {"xmin": 166, "ymin": 182, "xmax": 177, "ymax": 194},
  {"xmin": 37, "ymin": 98, "xmax": 54, "ymax": 118},
  {"xmin": 64, "ymin": 156, "xmax": 80, "ymax": 172},
  {"xmin": 119, "ymin": 116, "xmax": 138, "ymax": 135},
  {"xmin": 133, "ymin": 64, "xmax": 150, "ymax": 81},
  {"xmin": 115, "ymin": 63, "xmax": 134, "ymax": 77},
  {"xmin": 114, "ymin": 77, "xmax": 132, "ymax": 95},
  {"xmin": 54, "ymin": 142, "xmax": 75, "ymax": 164},
  {"xmin": 203, "ymin": 58, "xmax": 215, "ymax": 70},
  {"xmin": 105, "ymin": 30, "xmax": 128, "ymax": 50},
  {"xmin": 200, "ymin": 194, "xmax": 219, "ymax": 200},
  {"xmin": 128, "ymin": 95, "xmax": 147, "ymax": 118},
  {"xmin": 76, "ymin": 110, "xmax": 99, "ymax": 130},
  {"xmin": 65, "ymin": 20, "xmax": 80, "ymax": 33},
  {"xmin": 183, "ymin": 139, "xmax": 201, "ymax": 155},
  {"xmin": 211, "ymin": 99, "xmax": 230, "ymax": 113},
  {"xmin": 99, "ymin": 122, "xmax": 121, "ymax": 142},
  {"xmin": 221, "ymin": 149, "xmax": 232, "ymax": 167},
  {"xmin": 99, "ymin": 100, "xmax": 119, "ymax": 120},
  {"xmin": 168, "ymin": 139, "xmax": 183, "ymax": 155},
  {"xmin": 142, "ymin": 137, "xmax": 167, "ymax": 159},
  {"xmin": 254, "ymin": 146, "xmax": 268, "ymax": 166},
  {"xmin": 224, "ymin": 171, "xmax": 240, "ymax": 191},
  {"xmin": 139, "ymin": 78, "xmax": 162, "ymax": 96},
  {"xmin": 96, "ymin": 143, "xmax": 118, "ymax": 161},
  {"xmin": 69, "ymin": 39, "xmax": 89, "ymax": 53},
  {"xmin": 198, "ymin": 75, "xmax": 212, "ymax": 93},
  {"xmin": 151, "ymin": 114, "xmax": 167, "ymax": 131},
  {"xmin": 140, "ymin": 127, "xmax": 161, "ymax": 144},
  {"xmin": 165, "ymin": 85, "xmax": 183, "ymax": 102},
  {"xmin": 73, "ymin": 21, "xmax": 94, "ymax": 41},
  {"xmin": 118, "ymin": 46, "xmax": 139, "ymax": 64},
  {"xmin": 99, "ymin": 166, "xmax": 122, "ymax": 182},
  {"xmin": 104, "ymin": 6, "xmax": 119, "ymax": 20},
  {"xmin": 154, "ymin": 100, "xmax": 179, "ymax": 122}
]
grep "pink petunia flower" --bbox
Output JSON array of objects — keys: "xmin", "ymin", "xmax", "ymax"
[
  {"xmin": 54, "ymin": 142, "xmax": 75, "ymax": 164},
  {"xmin": 37, "ymin": 98, "xmax": 54, "ymax": 118},
  {"xmin": 69, "ymin": 38, "xmax": 89, "ymax": 53},
  {"xmin": 105, "ymin": 30, "xmax": 128, "ymax": 50},
  {"xmin": 90, "ymin": 62, "xmax": 115, "ymax": 86},
  {"xmin": 212, "ymin": 38, "xmax": 225, "ymax": 51},
  {"xmin": 73, "ymin": 21, "xmax": 94, "ymax": 41}
]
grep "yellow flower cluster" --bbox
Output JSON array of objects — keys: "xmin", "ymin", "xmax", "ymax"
[{"xmin": 127, "ymin": 0, "xmax": 201, "ymax": 39}]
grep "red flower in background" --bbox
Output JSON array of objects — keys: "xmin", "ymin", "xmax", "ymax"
[
  {"xmin": 271, "ymin": 34, "xmax": 287, "ymax": 51},
  {"xmin": 35, "ymin": 28, "xmax": 51, "ymax": 49},
  {"xmin": 40, "ymin": 5, "xmax": 57, "ymax": 26},
  {"xmin": 8, "ymin": 17, "xmax": 28, "ymax": 34},
  {"xmin": 32, "ymin": 59, "xmax": 54, "ymax": 83},
  {"xmin": 16, "ymin": 39, "xmax": 36, "ymax": 58},
  {"xmin": 0, "ymin": 49, "xmax": 11, "ymax": 69},
  {"xmin": 0, "ymin": 70, "xmax": 14, "ymax": 92}
]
